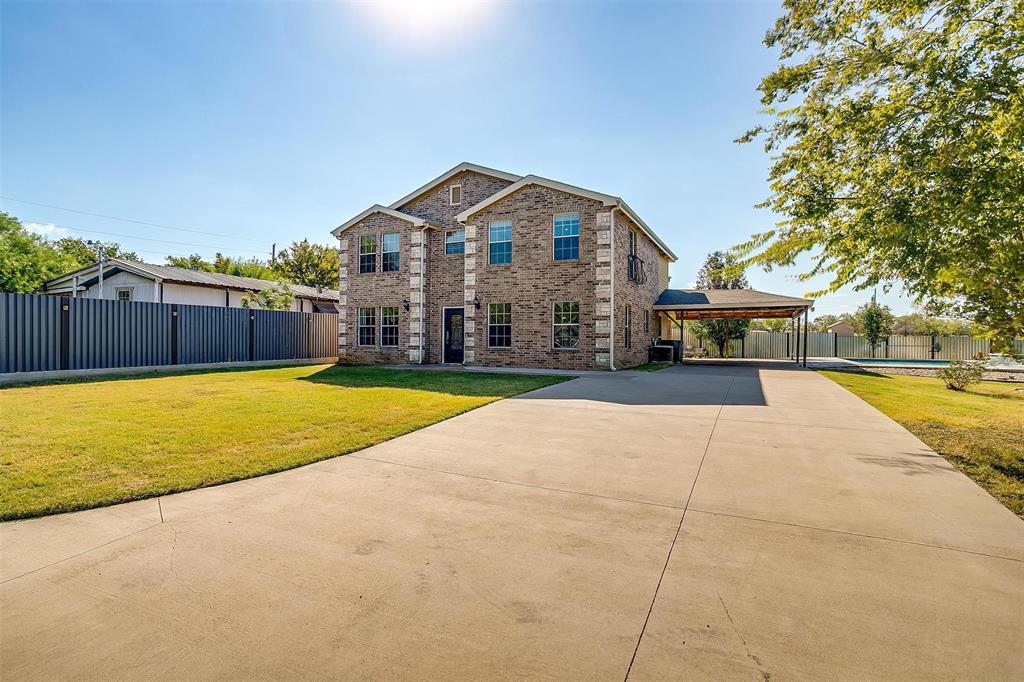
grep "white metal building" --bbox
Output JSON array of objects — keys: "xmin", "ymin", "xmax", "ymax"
[{"xmin": 41, "ymin": 259, "xmax": 340, "ymax": 313}]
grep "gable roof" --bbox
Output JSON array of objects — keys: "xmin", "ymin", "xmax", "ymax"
[
  {"xmin": 387, "ymin": 162, "xmax": 522, "ymax": 210},
  {"xmin": 454, "ymin": 174, "xmax": 677, "ymax": 261},
  {"xmin": 330, "ymin": 204, "xmax": 440, "ymax": 237},
  {"xmin": 43, "ymin": 259, "xmax": 339, "ymax": 300}
]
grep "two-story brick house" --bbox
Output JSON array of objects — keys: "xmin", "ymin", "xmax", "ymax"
[{"xmin": 331, "ymin": 162, "xmax": 676, "ymax": 370}]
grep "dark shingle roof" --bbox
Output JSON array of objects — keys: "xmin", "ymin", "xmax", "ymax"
[{"xmin": 654, "ymin": 289, "xmax": 812, "ymax": 309}]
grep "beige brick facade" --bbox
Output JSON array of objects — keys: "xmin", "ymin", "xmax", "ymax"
[{"xmin": 334, "ymin": 165, "xmax": 674, "ymax": 370}]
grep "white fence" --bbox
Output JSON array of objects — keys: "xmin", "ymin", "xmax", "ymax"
[{"xmin": 678, "ymin": 328, "xmax": 1023, "ymax": 360}]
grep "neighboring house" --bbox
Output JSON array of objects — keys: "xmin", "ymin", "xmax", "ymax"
[
  {"xmin": 828, "ymin": 320, "xmax": 856, "ymax": 336},
  {"xmin": 331, "ymin": 162, "xmax": 677, "ymax": 370},
  {"xmin": 41, "ymin": 259, "xmax": 340, "ymax": 313}
]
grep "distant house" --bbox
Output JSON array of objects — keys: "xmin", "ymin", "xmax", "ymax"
[
  {"xmin": 41, "ymin": 259, "xmax": 340, "ymax": 313},
  {"xmin": 828, "ymin": 320, "xmax": 856, "ymax": 336}
]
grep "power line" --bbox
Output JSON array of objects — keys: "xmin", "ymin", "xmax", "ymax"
[
  {"xmin": 0, "ymin": 195, "xmax": 268, "ymax": 244},
  {"xmin": 22, "ymin": 218, "xmax": 270, "ymax": 255}
]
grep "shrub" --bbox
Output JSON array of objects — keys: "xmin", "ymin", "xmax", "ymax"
[{"xmin": 938, "ymin": 360, "xmax": 985, "ymax": 391}]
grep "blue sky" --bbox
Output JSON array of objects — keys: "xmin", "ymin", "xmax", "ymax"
[{"xmin": 1, "ymin": 1, "xmax": 911, "ymax": 317}]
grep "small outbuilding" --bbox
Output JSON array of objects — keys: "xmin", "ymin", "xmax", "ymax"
[
  {"xmin": 41, "ymin": 259, "xmax": 340, "ymax": 313},
  {"xmin": 827, "ymin": 320, "xmax": 856, "ymax": 336}
]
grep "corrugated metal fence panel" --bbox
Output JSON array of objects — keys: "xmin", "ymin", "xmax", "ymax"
[
  {"xmin": 251, "ymin": 310, "xmax": 338, "ymax": 361},
  {"xmin": 177, "ymin": 305, "xmax": 249, "ymax": 364},
  {"xmin": 309, "ymin": 312, "xmax": 338, "ymax": 358},
  {"xmin": 935, "ymin": 336, "xmax": 990, "ymax": 360},
  {"xmin": 69, "ymin": 298, "xmax": 171, "ymax": 370},
  {"xmin": 0, "ymin": 293, "xmax": 61, "ymax": 373}
]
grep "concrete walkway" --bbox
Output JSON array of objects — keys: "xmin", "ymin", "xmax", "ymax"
[{"xmin": 2, "ymin": 365, "xmax": 1022, "ymax": 680}]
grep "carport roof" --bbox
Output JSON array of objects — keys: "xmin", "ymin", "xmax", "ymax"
[{"xmin": 654, "ymin": 289, "xmax": 813, "ymax": 320}]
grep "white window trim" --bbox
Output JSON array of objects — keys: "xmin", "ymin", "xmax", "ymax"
[
  {"xmin": 487, "ymin": 220, "xmax": 512, "ymax": 266},
  {"xmin": 380, "ymin": 305, "xmax": 400, "ymax": 347},
  {"xmin": 552, "ymin": 300, "xmax": 580, "ymax": 350},
  {"xmin": 552, "ymin": 212, "xmax": 581, "ymax": 262},
  {"xmin": 449, "ymin": 184, "xmax": 462, "ymax": 206},
  {"xmin": 114, "ymin": 287, "xmax": 133, "ymax": 301},
  {"xmin": 357, "ymin": 307, "xmax": 377, "ymax": 346},
  {"xmin": 487, "ymin": 302, "xmax": 512, "ymax": 349}
]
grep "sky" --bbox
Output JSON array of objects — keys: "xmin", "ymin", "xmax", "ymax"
[{"xmin": 1, "ymin": 0, "xmax": 913, "ymax": 317}]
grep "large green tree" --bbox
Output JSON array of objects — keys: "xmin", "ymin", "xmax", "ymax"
[
  {"xmin": 692, "ymin": 251, "xmax": 752, "ymax": 357},
  {"xmin": 274, "ymin": 240, "xmax": 339, "ymax": 290},
  {"xmin": 0, "ymin": 213, "xmax": 64, "ymax": 293},
  {"xmin": 53, "ymin": 237, "xmax": 138, "ymax": 270},
  {"xmin": 737, "ymin": 0, "xmax": 1024, "ymax": 352}
]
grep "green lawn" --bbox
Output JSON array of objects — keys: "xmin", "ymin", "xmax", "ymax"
[
  {"xmin": 0, "ymin": 365, "xmax": 568, "ymax": 521},
  {"xmin": 821, "ymin": 370, "xmax": 1024, "ymax": 518}
]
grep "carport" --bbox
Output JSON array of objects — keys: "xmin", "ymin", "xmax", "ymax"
[{"xmin": 654, "ymin": 289, "xmax": 815, "ymax": 366}]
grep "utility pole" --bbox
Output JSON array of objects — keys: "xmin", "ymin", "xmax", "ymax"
[
  {"xmin": 87, "ymin": 240, "xmax": 105, "ymax": 298},
  {"xmin": 271, "ymin": 243, "xmax": 276, "ymax": 265}
]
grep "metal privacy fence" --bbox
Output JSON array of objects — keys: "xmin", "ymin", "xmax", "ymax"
[
  {"xmin": 0, "ymin": 293, "xmax": 338, "ymax": 374},
  {"xmin": 680, "ymin": 327, "xmax": 1023, "ymax": 360}
]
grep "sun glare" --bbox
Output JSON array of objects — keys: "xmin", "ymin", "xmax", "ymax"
[{"xmin": 355, "ymin": 0, "xmax": 492, "ymax": 44}]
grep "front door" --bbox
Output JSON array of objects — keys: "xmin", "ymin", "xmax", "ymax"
[{"xmin": 443, "ymin": 308, "xmax": 465, "ymax": 364}]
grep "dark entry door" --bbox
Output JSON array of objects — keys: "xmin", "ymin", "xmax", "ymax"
[{"xmin": 443, "ymin": 308, "xmax": 465, "ymax": 364}]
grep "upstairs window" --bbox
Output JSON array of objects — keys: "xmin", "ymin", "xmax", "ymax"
[
  {"xmin": 380, "ymin": 306, "xmax": 399, "ymax": 347},
  {"xmin": 488, "ymin": 220, "xmax": 512, "ymax": 265},
  {"xmin": 358, "ymin": 307, "xmax": 376, "ymax": 346},
  {"xmin": 629, "ymin": 230, "xmax": 638, "ymax": 256},
  {"xmin": 553, "ymin": 301, "xmax": 580, "ymax": 349},
  {"xmin": 488, "ymin": 303, "xmax": 512, "ymax": 348},
  {"xmin": 359, "ymin": 235, "xmax": 376, "ymax": 274},
  {"xmin": 445, "ymin": 229, "xmax": 465, "ymax": 255},
  {"xmin": 449, "ymin": 184, "xmax": 462, "ymax": 205},
  {"xmin": 382, "ymin": 232, "xmax": 400, "ymax": 272},
  {"xmin": 553, "ymin": 213, "xmax": 580, "ymax": 261}
]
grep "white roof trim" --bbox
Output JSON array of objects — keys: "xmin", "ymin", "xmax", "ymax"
[
  {"xmin": 43, "ymin": 258, "xmax": 159, "ymax": 289},
  {"xmin": 455, "ymin": 175, "xmax": 677, "ymax": 261},
  {"xmin": 387, "ymin": 162, "xmax": 522, "ymax": 210},
  {"xmin": 331, "ymin": 205, "xmax": 438, "ymax": 237}
]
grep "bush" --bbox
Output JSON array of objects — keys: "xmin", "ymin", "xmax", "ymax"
[{"xmin": 938, "ymin": 360, "xmax": 985, "ymax": 391}]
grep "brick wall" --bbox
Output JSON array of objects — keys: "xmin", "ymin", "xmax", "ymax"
[
  {"xmin": 464, "ymin": 185, "xmax": 605, "ymax": 370},
  {"xmin": 335, "ymin": 169, "xmax": 674, "ymax": 370},
  {"xmin": 338, "ymin": 213, "xmax": 417, "ymax": 365},
  {"xmin": 398, "ymin": 170, "xmax": 515, "ymax": 363},
  {"xmin": 612, "ymin": 211, "xmax": 667, "ymax": 369}
]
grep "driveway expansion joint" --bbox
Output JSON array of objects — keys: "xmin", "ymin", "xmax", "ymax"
[{"xmin": 623, "ymin": 374, "xmax": 737, "ymax": 681}]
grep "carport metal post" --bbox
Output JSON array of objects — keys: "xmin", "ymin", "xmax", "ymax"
[
  {"xmin": 793, "ymin": 313, "xmax": 800, "ymax": 364},
  {"xmin": 803, "ymin": 307, "xmax": 809, "ymax": 367}
]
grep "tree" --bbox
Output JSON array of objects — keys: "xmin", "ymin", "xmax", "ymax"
[
  {"xmin": 809, "ymin": 314, "xmax": 840, "ymax": 333},
  {"xmin": 856, "ymin": 298, "xmax": 894, "ymax": 356},
  {"xmin": 691, "ymin": 251, "xmax": 751, "ymax": 357},
  {"xmin": 274, "ymin": 240, "xmax": 339, "ymax": 290},
  {"xmin": 165, "ymin": 254, "xmax": 215, "ymax": 271},
  {"xmin": 0, "ymin": 213, "xmax": 64, "ymax": 293},
  {"xmin": 736, "ymin": 0, "xmax": 1024, "ymax": 353},
  {"xmin": 53, "ymin": 237, "xmax": 138, "ymax": 270},
  {"xmin": 239, "ymin": 284, "xmax": 294, "ymax": 311},
  {"xmin": 751, "ymin": 318, "xmax": 790, "ymax": 332},
  {"xmin": 212, "ymin": 253, "xmax": 278, "ymax": 280}
]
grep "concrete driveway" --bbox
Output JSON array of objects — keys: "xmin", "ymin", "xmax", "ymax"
[{"xmin": 2, "ymin": 364, "xmax": 1022, "ymax": 680}]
